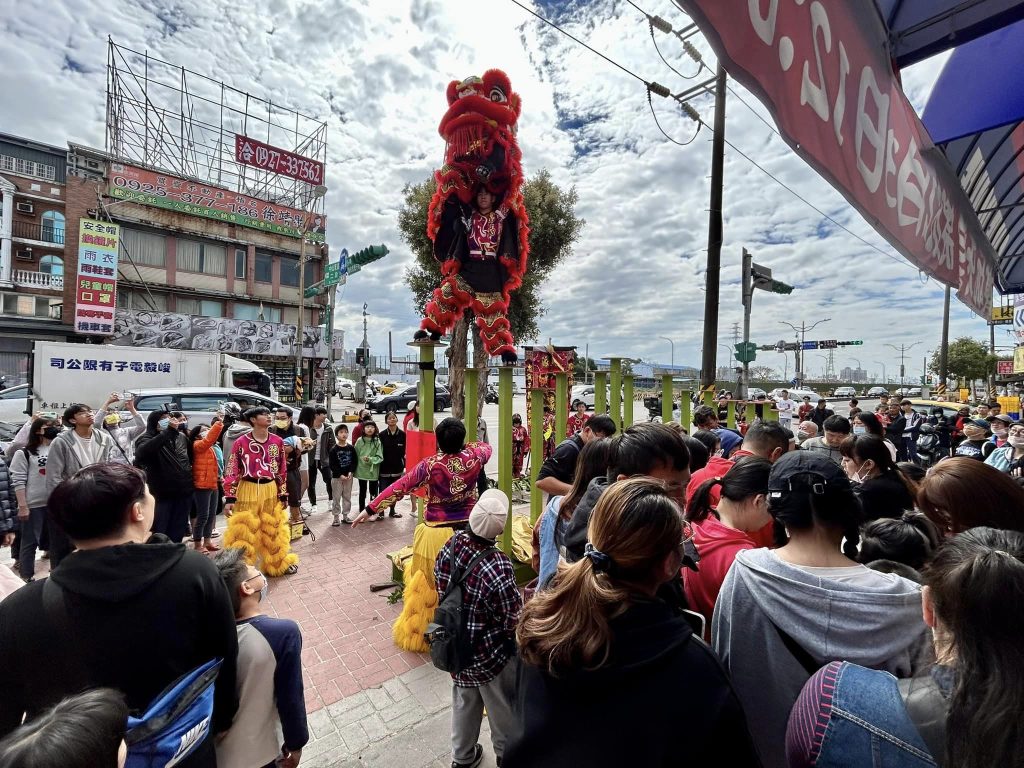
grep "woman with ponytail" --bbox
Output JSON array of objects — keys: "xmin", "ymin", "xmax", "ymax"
[
  {"xmin": 787, "ymin": 527, "xmax": 1024, "ymax": 768},
  {"xmin": 683, "ymin": 456, "xmax": 772, "ymax": 636},
  {"xmin": 713, "ymin": 451, "xmax": 929, "ymax": 768},
  {"xmin": 839, "ymin": 434, "xmax": 917, "ymax": 522},
  {"xmin": 504, "ymin": 477, "xmax": 759, "ymax": 768}
]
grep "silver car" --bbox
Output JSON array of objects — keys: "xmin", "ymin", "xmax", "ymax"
[{"xmin": 127, "ymin": 387, "xmax": 299, "ymax": 426}]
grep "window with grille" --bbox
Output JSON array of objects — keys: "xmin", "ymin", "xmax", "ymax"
[
  {"xmin": 120, "ymin": 229, "xmax": 167, "ymax": 267},
  {"xmin": 177, "ymin": 239, "xmax": 226, "ymax": 274}
]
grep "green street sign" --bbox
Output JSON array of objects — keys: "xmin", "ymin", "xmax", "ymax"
[
  {"xmin": 303, "ymin": 282, "xmax": 325, "ymax": 298},
  {"xmin": 324, "ymin": 262, "xmax": 341, "ymax": 286}
]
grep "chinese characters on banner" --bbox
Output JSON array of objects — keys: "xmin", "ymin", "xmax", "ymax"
[
  {"xmin": 677, "ymin": 1, "xmax": 997, "ymax": 315},
  {"xmin": 234, "ymin": 135, "xmax": 325, "ymax": 185},
  {"xmin": 74, "ymin": 218, "xmax": 120, "ymax": 336},
  {"xmin": 108, "ymin": 163, "xmax": 326, "ymax": 242}
]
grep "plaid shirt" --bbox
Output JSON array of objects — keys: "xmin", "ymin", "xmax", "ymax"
[{"xmin": 434, "ymin": 531, "xmax": 523, "ymax": 687}]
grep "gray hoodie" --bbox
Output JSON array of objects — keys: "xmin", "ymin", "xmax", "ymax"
[
  {"xmin": 46, "ymin": 428, "xmax": 114, "ymax": 495},
  {"xmin": 712, "ymin": 547, "xmax": 929, "ymax": 768}
]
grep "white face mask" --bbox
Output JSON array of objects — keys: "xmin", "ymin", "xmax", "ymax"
[
  {"xmin": 1009, "ymin": 435, "xmax": 1024, "ymax": 447},
  {"xmin": 853, "ymin": 425, "xmax": 867, "ymax": 435}
]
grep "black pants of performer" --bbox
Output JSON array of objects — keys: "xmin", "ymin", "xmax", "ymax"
[
  {"xmin": 307, "ymin": 460, "xmax": 333, "ymax": 506},
  {"xmin": 358, "ymin": 478, "xmax": 380, "ymax": 511}
]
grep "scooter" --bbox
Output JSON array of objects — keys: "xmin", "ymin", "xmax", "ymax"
[{"xmin": 916, "ymin": 423, "xmax": 942, "ymax": 468}]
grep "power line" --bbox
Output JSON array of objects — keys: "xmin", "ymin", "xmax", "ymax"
[{"xmin": 509, "ymin": 0, "xmax": 917, "ymax": 273}]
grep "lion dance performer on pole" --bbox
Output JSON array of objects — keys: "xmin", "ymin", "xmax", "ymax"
[{"xmin": 413, "ymin": 69, "xmax": 530, "ymax": 364}]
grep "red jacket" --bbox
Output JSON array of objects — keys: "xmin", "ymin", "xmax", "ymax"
[
  {"xmin": 683, "ymin": 516, "xmax": 758, "ymax": 639},
  {"xmin": 191, "ymin": 421, "xmax": 224, "ymax": 490}
]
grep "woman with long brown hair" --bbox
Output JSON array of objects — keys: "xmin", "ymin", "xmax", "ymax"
[
  {"xmin": 504, "ymin": 477, "xmax": 759, "ymax": 767},
  {"xmin": 916, "ymin": 456, "xmax": 1024, "ymax": 534}
]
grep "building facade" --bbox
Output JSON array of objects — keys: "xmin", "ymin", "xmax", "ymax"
[
  {"xmin": 0, "ymin": 131, "xmax": 332, "ymax": 400},
  {"xmin": 0, "ymin": 133, "xmax": 71, "ymax": 384}
]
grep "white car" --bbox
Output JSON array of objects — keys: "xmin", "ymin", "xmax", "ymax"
[
  {"xmin": 336, "ymin": 378, "xmax": 357, "ymax": 399},
  {"xmin": 0, "ymin": 384, "xmax": 31, "ymax": 424},
  {"xmin": 768, "ymin": 387, "xmax": 819, "ymax": 402},
  {"xmin": 833, "ymin": 386, "xmax": 857, "ymax": 398},
  {"xmin": 570, "ymin": 384, "xmax": 614, "ymax": 409},
  {"xmin": 128, "ymin": 387, "xmax": 299, "ymax": 426}
]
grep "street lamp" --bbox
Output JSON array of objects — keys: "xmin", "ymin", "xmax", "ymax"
[
  {"xmin": 849, "ymin": 357, "xmax": 862, "ymax": 384},
  {"xmin": 885, "ymin": 342, "xmax": 921, "ymax": 387},
  {"xmin": 779, "ymin": 318, "xmax": 831, "ymax": 386},
  {"xmin": 294, "ymin": 184, "xmax": 328, "ymax": 404},
  {"xmin": 658, "ymin": 335, "xmax": 675, "ymax": 370},
  {"xmin": 816, "ymin": 354, "xmax": 830, "ymax": 379},
  {"xmin": 874, "ymin": 361, "xmax": 886, "ymax": 384}
]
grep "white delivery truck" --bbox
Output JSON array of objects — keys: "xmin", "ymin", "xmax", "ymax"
[{"xmin": 27, "ymin": 341, "xmax": 275, "ymax": 414}]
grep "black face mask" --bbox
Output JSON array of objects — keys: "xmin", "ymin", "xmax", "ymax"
[{"xmin": 42, "ymin": 426, "xmax": 61, "ymax": 440}]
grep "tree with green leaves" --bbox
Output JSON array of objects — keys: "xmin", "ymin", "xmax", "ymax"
[
  {"xmin": 929, "ymin": 337, "xmax": 997, "ymax": 382},
  {"xmin": 573, "ymin": 355, "xmax": 599, "ymax": 382},
  {"xmin": 399, "ymin": 170, "xmax": 584, "ymax": 418}
]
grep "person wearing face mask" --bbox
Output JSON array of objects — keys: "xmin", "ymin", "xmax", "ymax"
[
  {"xmin": 794, "ymin": 420, "xmax": 817, "ymax": 447},
  {"xmin": 987, "ymin": 413, "xmax": 1011, "ymax": 448},
  {"xmin": 850, "ymin": 412, "xmax": 898, "ymax": 460},
  {"xmin": 984, "ymin": 420, "xmax": 1024, "ymax": 474},
  {"xmin": 95, "ymin": 391, "xmax": 146, "ymax": 466},
  {"xmin": 271, "ymin": 409, "xmax": 307, "ymax": 531},
  {"xmin": 214, "ymin": 547, "xmax": 308, "ymax": 768},
  {"xmin": 953, "ymin": 418, "xmax": 995, "ymax": 460},
  {"xmin": 134, "ymin": 410, "xmax": 195, "ymax": 543},
  {"xmin": 683, "ymin": 457, "xmax": 772, "ymax": 639},
  {"xmin": 839, "ymin": 434, "xmax": 917, "ymax": 523},
  {"xmin": 188, "ymin": 419, "xmax": 225, "ymax": 554},
  {"xmin": 9, "ymin": 417, "xmax": 59, "ymax": 582}
]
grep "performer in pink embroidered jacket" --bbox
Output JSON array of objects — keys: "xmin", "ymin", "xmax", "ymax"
[{"xmin": 351, "ymin": 417, "xmax": 492, "ymax": 526}]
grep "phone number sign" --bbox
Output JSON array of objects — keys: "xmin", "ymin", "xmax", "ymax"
[
  {"xmin": 108, "ymin": 163, "xmax": 326, "ymax": 242},
  {"xmin": 235, "ymin": 135, "xmax": 325, "ymax": 185}
]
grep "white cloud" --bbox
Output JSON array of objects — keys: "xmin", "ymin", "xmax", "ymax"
[{"xmin": 0, "ymin": 0, "xmax": 995, "ymax": 381}]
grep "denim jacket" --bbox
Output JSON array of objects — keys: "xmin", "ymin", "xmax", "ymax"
[{"xmin": 787, "ymin": 661, "xmax": 945, "ymax": 768}]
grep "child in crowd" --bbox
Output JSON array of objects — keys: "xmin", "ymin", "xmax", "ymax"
[
  {"xmin": 511, "ymin": 413, "xmax": 530, "ymax": 479},
  {"xmin": 329, "ymin": 424, "xmax": 358, "ymax": 526},
  {"xmin": 354, "ymin": 420, "xmax": 383, "ymax": 513},
  {"xmin": 214, "ymin": 547, "xmax": 308, "ymax": 768}
]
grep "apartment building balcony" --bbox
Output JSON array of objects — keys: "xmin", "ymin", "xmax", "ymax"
[
  {"xmin": 13, "ymin": 269, "xmax": 63, "ymax": 290},
  {"xmin": 12, "ymin": 220, "xmax": 65, "ymax": 246}
]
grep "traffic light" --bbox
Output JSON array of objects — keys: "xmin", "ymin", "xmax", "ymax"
[
  {"xmin": 734, "ymin": 342, "xmax": 757, "ymax": 364},
  {"xmin": 317, "ymin": 306, "xmax": 328, "ymax": 324},
  {"xmin": 355, "ymin": 346, "xmax": 369, "ymax": 366},
  {"xmin": 348, "ymin": 244, "xmax": 389, "ymax": 276}
]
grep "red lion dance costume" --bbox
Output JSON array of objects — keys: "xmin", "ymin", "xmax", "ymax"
[{"xmin": 414, "ymin": 69, "xmax": 529, "ymax": 363}]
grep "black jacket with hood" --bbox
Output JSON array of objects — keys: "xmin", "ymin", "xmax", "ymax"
[
  {"xmin": 503, "ymin": 598, "xmax": 760, "ymax": 767},
  {"xmin": 563, "ymin": 475, "xmax": 608, "ymax": 563},
  {"xmin": 0, "ymin": 536, "xmax": 239, "ymax": 767},
  {"xmin": 134, "ymin": 412, "xmax": 194, "ymax": 497}
]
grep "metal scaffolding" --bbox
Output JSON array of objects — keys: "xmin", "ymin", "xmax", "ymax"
[{"xmin": 104, "ymin": 38, "xmax": 328, "ymax": 215}]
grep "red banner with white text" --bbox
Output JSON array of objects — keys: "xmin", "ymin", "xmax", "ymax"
[{"xmin": 678, "ymin": 0, "xmax": 996, "ymax": 315}]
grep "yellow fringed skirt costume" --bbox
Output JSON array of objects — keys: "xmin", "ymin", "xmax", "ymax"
[{"xmin": 222, "ymin": 429, "xmax": 299, "ymax": 577}]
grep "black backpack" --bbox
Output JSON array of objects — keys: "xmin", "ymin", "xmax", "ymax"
[{"xmin": 425, "ymin": 542, "xmax": 495, "ymax": 673}]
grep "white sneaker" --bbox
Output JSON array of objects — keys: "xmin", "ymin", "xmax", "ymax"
[
  {"xmin": 310, "ymin": 505, "xmax": 318, "ymax": 514},
  {"xmin": 331, "ymin": 514, "xmax": 341, "ymax": 527}
]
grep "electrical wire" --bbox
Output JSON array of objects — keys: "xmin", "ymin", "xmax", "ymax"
[
  {"xmin": 509, "ymin": 0, "xmax": 916, "ymax": 271},
  {"xmin": 725, "ymin": 83, "xmax": 782, "ymax": 137},
  {"xmin": 648, "ymin": 87, "xmax": 701, "ymax": 145},
  {"xmin": 649, "ymin": 20, "xmax": 704, "ymax": 79}
]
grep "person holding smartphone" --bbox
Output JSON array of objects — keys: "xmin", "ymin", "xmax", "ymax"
[{"xmin": 95, "ymin": 392, "xmax": 146, "ymax": 465}]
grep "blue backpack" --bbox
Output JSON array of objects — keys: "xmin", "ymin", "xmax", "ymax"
[
  {"xmin": 125, "ymin": 657, "xmax": 222, "ymax": 768},
  {"xmin": 42, "ymin": 580, "xmax": 222, "ymax": 768}
]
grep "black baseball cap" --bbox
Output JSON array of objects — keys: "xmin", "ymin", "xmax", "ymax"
[{"xmin": 768, "ymin": 450, "xmax": 851, "ymax": 497}]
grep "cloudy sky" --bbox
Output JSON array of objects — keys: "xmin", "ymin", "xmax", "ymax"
[{"xmin": 1, "ymin": 0, "xmax": 1002, "ymax": 381}]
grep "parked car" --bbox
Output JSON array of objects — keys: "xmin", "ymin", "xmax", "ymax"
[
  {"xmin": 0, "ymin": 384, "xmax": 30, "ymax": 424},
  {"xmin": 368, "ymin": 383, "xmax": 451, "ymax": 413},
  {"xmin": 768, "ymin": 387, "xmax": 819, "ymax": 402},
  {"xmin": 866, "ymin": 386, "xmax": 890, "ymax": 397},
  {"xmin": 336, "ymin": 378, "xmax": 357, "ymax": 399},
  {"xmin": 745, "ymin": 387, "xmax": 767, "ymax": 400},
  {"xmin": 128, "ymin": 387, "xmax": 299, "ymax": 426},
  {"xmin": 894, "ymin": 386, "xmax": 923, "ymax": 398},
  {"xmin": 833, "ymin": 386, "xmax": 857, "ymax": 398}
]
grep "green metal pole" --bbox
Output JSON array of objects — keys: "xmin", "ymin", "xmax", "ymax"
[
  {"xmin": 679, "ymin": 390, "xmax": 692, "ymax": 431},
  {"xmin": 610, "ymin": 358, "xmax": 622, "ymax": 432},
  {"xmin": 555, "ymin": 373, "xmax": 568, "ymax": 444},
  {"xmin": 529, "ymin": 388, "xmax": 544, "ymax": 524},
  {"xmin": 595, "ymin": 371, "xmax": 608, "ymax": 415},
  {"xmin": 623, "ymin": 375, "xmax": 634, "ymax": 427},
  {"xmin": 420, "ymin": 343, "xmax": 435, "ymax": 434},
  {"xmin": 464, "ymin": 368, "xmax": 479, "ymax": 436},
  {"xmin": 703, "ymin": 387, "xmax": 714, "ymax": 406},
  {"xmin": 662, "ymin": 374, "xmax": 674, "ymax": 423},
  {"xmin": 727, "ymin": 400, "xmax": 736, "ymax": 430},
  {"xmin": 498, "ymin": 366, "xmax": 513, "ymax": 554},
  {"xmin": 745, "ymin": 402, "xmax": 757, "ymax": 424}
]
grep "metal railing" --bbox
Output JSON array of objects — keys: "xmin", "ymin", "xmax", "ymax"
[{"xmin": 12, "ymin": 220, "xmax": 65, "ymax": 245}]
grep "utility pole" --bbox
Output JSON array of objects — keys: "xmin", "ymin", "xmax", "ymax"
[
  {"xmin": 325, "ymin": 283, "xmax": 338, "ymax": 415},
  {"xmin": 293, "ymin": 184, "xmax": 327, "ymax": 404},
  {"xmin": 886, "ymin": 342, "xmax": 921, "ymax": 387},
  {"xmin": 699, "ymin": 64, "xmax": 727, "ymax": 394},
  {"xmin": 741, "ymin": 248, "xmax": 753, "ymax": 399},
  {"xmin": 939, "ymin": 284, "xmax": 950, "ymax": 391},
  {"xmin": 780, "ymin": 318, "xmax": 830, "ymax": 387},
  {"xmin": 358, "ymin": 303, "xmax": 369, "ymax": 403}
]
